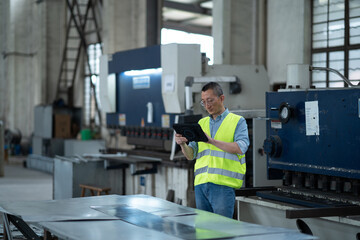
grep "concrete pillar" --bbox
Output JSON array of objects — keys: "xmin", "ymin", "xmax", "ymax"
[
  {"xmin": 5, "ymin": 0, "xmax": 40, "ymax": 137},
  {"xmin": 0, "ymin": 0, "xmax": 66, "ymax": 137},
  {"xmin": 267, "ymin": 0, "xmax": 311, "ymax": 86},
  {"xmin": 0, "ymin": 121, "xmax": 4, "ymax": 177},
  {"xmin": 0, "ymin": 0, "xmax": 9, "ymax": 126},
  {"xmin": 103, "ymin": 0, "xmax": 161, "ymax": 55},
  {"xmin": 212, "ymin": 0, "xmax": 266, "ymax": 65},
  {"xmin": 103, "ymin": 0, "xmax": 146, "ymax": 54},
  {"xmin": 146, "ymin": 0, "xmax": 162, "ymax": 46}
]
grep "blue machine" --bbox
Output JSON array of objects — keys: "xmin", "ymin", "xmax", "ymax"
[
  {"xmin": 106, "ymin": 45, "xmax": 176, "ymax": 128},
  {"xmin": 106, "ymin": 46, "xmax": 178, "ymax": 150},
  {"xmin": 264, "ymin": 88, "xmax": 360, "ymax": 180}
]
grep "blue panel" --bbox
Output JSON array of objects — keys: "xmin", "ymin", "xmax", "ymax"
[
  {"xmin": 116, "ymin": 70, "xmax": 176, "ymax": 127},
  {"xmin": 106, "ymin": 113, "xmax": 119, "ymax": 127},
  {"xmin": 266, "ymin": 89, "xmax": 360, "ymax": 179},
  {"xmin": 108, "ymin": 45, "xmax": 161, "ymax": 74}
]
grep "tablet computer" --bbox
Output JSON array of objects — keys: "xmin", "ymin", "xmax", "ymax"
[{"xmin": 173, "ymin": 123, "xmax": 208, "ymax": 142}]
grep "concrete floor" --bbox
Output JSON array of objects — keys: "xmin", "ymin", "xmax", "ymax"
[
  {"xmin": 0, "ymin": 156, "xmax": 53, "ymax": 202},
  {"xmin": 0, "ymin": 157, "xmax": 52, "ymax": 239}
]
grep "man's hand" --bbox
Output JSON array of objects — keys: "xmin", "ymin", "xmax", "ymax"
[
  {"xmin": 175, "ymin": 133, "xmax": 194, "ymax": 160},
  {"xmin": 175, "ymin": 134, "xmax": 188, "ymax": 146},
  {"xmin": 204, "ymin": 133, "xmax": 213, "ymax": 144},
  {"xmin": 204, "ymin": 133, "xmax": 243, "ymax": 155}
]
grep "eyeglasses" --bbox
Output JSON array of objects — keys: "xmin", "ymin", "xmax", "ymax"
[{"xmin": 200, "ymin": 98, "xmax": 216, "ymax": 107}]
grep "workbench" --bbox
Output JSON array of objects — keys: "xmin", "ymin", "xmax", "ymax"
[{"xmin": 0, "ymin": 194, "xmax": 317, "ymax": 240}]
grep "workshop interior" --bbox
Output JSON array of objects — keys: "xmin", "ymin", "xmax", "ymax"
[{"xmin": 0, "ymin": 0, "xmax": 360, "ymax": 239}]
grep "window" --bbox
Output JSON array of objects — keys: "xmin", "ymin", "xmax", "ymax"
[
  {"xmin": 311, "ymin": 0, "xmax": 360, "ymax": 87},
  {"xmin": 161, "ymin": 28, "xmax": 214, "ymax": 64},
  {"xmin": 84, "ymin": 43, "xmax": 102, "ymax": 126}
]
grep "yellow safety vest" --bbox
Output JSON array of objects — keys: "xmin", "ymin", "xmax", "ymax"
[{"xmin": 194, "ymin": 113, "xmax": 246, "ymax": 189}]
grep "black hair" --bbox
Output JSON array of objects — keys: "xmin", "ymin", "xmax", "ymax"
[{"xmin": 201, "ymin": 82, "xmax": 223, "ymax": 97}]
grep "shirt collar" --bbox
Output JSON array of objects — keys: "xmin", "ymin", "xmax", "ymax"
[{"xmin": 210, "ymin": 108, "xmax": 229, "ymax": 122}]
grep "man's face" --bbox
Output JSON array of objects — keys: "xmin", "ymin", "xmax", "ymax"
[{"xmin": 201, "ymin": 89, "xmax": 224, "ymax": 116}]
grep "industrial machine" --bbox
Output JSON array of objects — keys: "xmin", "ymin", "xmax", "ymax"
[
  {"xmin": 104, "ymin": 44, "xmax": 269, "ymax": 151},
  {"xmin": 237, "ymin": 66, "xmax": 360, "ymax": 239},
  {"xmin": 100, "ymin": 43, "xmax": 276, "ymax": 205},
  {"xmin": 264, "ymin": 88, "xmax": 360, "ymax": 191}
]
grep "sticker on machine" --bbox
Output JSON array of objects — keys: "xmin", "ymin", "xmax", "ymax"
[
  {"xmin": 271, "ymin": 120, "xmax": 282, "ymax": 129},
  {"xmin": 118, "ymin": 114, "xmax": 126, "ymax": 126},
  {"xmin": 163, "ymin": 74, "xmax": 175, "ymax": 92},
  {"xmin": 305, "ymin": 101, "xmax": 320, "ymax": 136},
  {"xmin": 162, "ymin": 114, "xmax": 170, "ymax": 128}
]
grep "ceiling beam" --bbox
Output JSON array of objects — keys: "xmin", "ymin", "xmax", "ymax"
[
  {"xmin": 163, "ymin": 1, "xmax": 212, "ymax": 16},
  {"xmin": 163, "ymin": 20, "xmax": 212, "ymax": 36}
]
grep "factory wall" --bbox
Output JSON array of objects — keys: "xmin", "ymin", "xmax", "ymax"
[
  {"xmin": 267, "ymin": 0, "xmax": 311, "ymax": 86},
  {"xmin": 212, "ymin": 0, "xmax": 311, "ymax": 87},
  {"xmin": 0, "ymin": 0, "xmax": 152, "ymax": 139}
]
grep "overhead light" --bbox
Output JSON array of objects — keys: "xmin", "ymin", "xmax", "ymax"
[
  {"xmin": 123, "ymin": 68, "xmax": 162, "ymax": 77},
  {"xmin": 200, "ymin": 1, "xmax": 213, "ymax": 9}
]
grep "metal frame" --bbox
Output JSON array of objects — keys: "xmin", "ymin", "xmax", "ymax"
[
  {"xmin": 2, "ymin": 213, "xmax": 41, "ymax": 240},
  {"xmin": 102, "ymin": 155, "xmax": 161, "ymax": 175},
  {"xmin": 162, "ymin": 0, "xmax": 212, "ymax": 36},
  {"xmin": 56, "ymin": 0, "xmax": 102, "ymax": 125},
  {"xmin": 286, "ymin": 206, "xmax": 360, "ymax": 219}
]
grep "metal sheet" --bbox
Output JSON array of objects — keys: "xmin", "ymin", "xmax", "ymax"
[
  {"xmin": 165, "ymin": 210, "xmax": 305, "ymax": 238},
  {"xmin": 0, "ymin": 195, "xmax": 318, "ymax": 239},
  {"xmin": 0, "ymin": 195, "xmax": 195, "ymax": 222},
  {"xmin": 100, "ymin": 155, "xmax": 162, "ymax": 164},
  {"xmin": 40, "ymin": 220, "xmax": 181, "ymax": 240},
  {"xmin": 0, "ymin": 195, "xmax": 122, "ymax": 222},
  {"xmin": 92, "ymin": 203, "xmax": 195, "ymax": 218},
  {"xmin": 92, "ymin": 204, "xmax": 234, "ymax": 240},
  {"xmin": 39, "ymin": 220, "xmax": 316, "ymax": 240},
  {"xmin": 233, "ymin": 232, "xmax": 315, "ymax": 240}
]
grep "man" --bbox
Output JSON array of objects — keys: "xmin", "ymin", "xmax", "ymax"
[{"xmin": 175, "ymin": 82, "xmax": 249, "ymax": 218}]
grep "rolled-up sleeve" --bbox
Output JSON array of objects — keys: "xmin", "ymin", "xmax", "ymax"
[
  {"xmin": 188, "ymin": 141, "xmax": 198, "ymax": 160},
  {"xmin": 234, "ymin": 117, "xmax": 250, "ymax": 155}
]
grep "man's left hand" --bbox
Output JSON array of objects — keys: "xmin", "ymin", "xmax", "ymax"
[{"xmin": 204, "ymin": 133, "xmax": 214, "ymax": 144}]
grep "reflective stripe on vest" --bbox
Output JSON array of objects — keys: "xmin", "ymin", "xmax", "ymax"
[
  {"xmin": 194, "ymin": 113, "xmax": 246, "ymax": 189},
  {"xmin": 207, "ymin": 168, "xmax": 245, "ymax": 181},
  {"xmin": 195, "ymin": 166, "xmax": 245, "ymax": 181},
  {"xmin": 197, "ymin": 149, "xmax": 246, "ymax": 165},
  {"xmin": 195, "ymin": 166, "xmax": 208, "ymax": 176}
]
